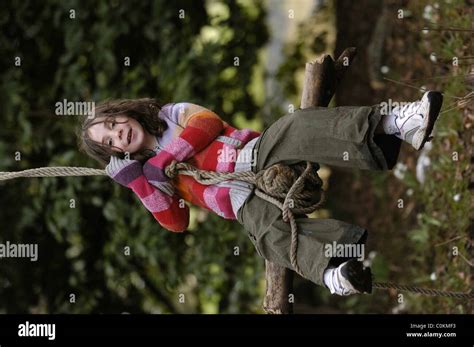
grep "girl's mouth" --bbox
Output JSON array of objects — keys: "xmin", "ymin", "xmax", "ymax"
[{"xmin": 127, "ymin": 129, "xmax": 132, "ymax": 144}]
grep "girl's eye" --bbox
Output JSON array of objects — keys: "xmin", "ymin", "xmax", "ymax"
[
  {"xmin": 106, "ymin": 117, "xmax": 115, "ymax": 129},
  {"xmin": 108, "ymin": 120, "xmax": 114, "ymax": 146}
]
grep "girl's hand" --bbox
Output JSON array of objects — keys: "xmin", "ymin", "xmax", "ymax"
[
  {"xmin": 142, "ymin": 154, "xmax": 171, "ymax": 184},
  {"xmin": 105, "ymin": 155, "xmax": 143, "ymax": 188}
]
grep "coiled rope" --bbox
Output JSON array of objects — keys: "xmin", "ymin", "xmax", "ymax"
[
  {"xmin": 1, "ymin": 163, "xmax": 472, "ymax": 299},
  {"xmin": 164, "ymin": 160, "xmax": 326, "ymax": 277}
]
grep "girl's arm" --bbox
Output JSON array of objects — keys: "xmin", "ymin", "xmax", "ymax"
[
  {"xmin": 143, "ymin": 103, "xmax": 224, "ymax": 182},
  {"xmin": 107, "ymin": 157, "xmax": 189, "ymax": 232}
]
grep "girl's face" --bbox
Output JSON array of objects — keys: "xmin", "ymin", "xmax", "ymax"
[{"xmin": 87, "ymin": 115, "xmax": 149, "ymax": 154}]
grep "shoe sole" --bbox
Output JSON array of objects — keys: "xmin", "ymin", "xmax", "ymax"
[
  {"xmin": 340, "ymin": 259, "xmax": 373, "ymax": 294},
  {"xmin": 413, "ymin": 91, "xmax": 443, "ymax": 150}
]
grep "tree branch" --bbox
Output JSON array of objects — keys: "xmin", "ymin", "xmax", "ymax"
[{"xmin": 263, "ymin": 47, "xmax": 358, "ymax": 314}]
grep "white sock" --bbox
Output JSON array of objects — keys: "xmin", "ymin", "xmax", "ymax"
[
  {"xmin": 381, "ymin": 112, "xmax": 399, "ymax": 135},
  {"xmin": 323, "ymin": 264, "xmax": 358, "ymax": 296},
  {"xmin": 323, "ymin": 267, "xmax": 338, "ymax": 294}
]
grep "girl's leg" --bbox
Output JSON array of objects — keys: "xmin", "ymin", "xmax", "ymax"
[
  {"xmin": 373, "ymin": 119, "xmax": 403, "ymax": 169},
  {"xmin": 240, "ymin": 108, "xmax": 383, "ymax": 294},
  {"xmin": 252, "ymin": 104, "xmax": 401, "ymax": 173},
  {"xmin": 375, "ymin": 120, "xmax": 385, "ymax": 134},
  {"xmin": 373, "ymin": 134, "xmax": 402, "ymax": 169},
  {"xmin": 237, "ymin": 190, "xmax": 369, "ymax": 289},
  {"xmin": 238, "ymin": 92, "xmax": 443, "ymax": 294},
  {"xmin": 252, "ymin": 91, "xmax": 443, "ymax": 173}
]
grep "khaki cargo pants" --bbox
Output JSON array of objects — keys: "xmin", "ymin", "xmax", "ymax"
[{"xmin": 236, "ymin": 105, "xmax": 401, "ymax": 286}]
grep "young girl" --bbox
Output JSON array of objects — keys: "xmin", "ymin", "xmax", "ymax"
[{"xmin": 78, "ymin": 92, "xmax": 443, "ymax": 296}]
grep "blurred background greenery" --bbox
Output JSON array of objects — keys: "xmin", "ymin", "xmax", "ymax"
[{"xmin": 0, "ymin": 0, "xmax": 471, "ymax": 313}]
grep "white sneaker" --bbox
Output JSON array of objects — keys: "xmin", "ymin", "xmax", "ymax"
[{"xmin": 391, "ymin": 91, "xmax": 443, "ymax": 150}]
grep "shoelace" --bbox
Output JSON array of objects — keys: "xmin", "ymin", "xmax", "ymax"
[{"xmin": 397, "ymin": 101, "xmax": 422, "ymax": 119}]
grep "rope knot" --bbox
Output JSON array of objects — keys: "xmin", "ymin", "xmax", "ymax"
[{"xmin": 164, "ymin": 160, "xmax": 179, "ymax": 179}]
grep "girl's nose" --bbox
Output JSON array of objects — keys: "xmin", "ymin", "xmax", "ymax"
[
  {"xmin": 114, "ymin": 127, "xmax": 123, "ymax": 145},
  {"xmin": 116, "ymin": 128, "xmax": 123, "ymax": 140}
]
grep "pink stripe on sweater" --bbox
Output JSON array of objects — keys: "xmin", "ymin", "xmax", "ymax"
[
  {"xmin": 229, "ymin": 128, "xmax": 254, "ymax": 142},
  {"xmin": 214, "ymin": 187, "xmax": 235, "ymax": 219},
  {"xmin": 203, "ymin": 186, "xmax": 225, "ymax": 217},
  {"xmin": 166, "ymin": 137, "xmax": 195, "ymax": 161},
  {"xmin": 216, "ymin": 144, "xmax": 236, "ymax": 172},
  {"xmin": 140, "ymin": 189, "xmax": 173, "ymax": 213}
]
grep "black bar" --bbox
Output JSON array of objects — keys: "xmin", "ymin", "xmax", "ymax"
[{"xmin": 0, "ymin": 314, "xmax": 472, "ymax": 345}]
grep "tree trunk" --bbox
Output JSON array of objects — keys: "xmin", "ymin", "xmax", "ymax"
[{"xmin": 263, "ymin": 47, "xmax": 358, "ymax": 314}]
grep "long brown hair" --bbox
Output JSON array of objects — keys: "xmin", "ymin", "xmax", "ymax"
[{"xmin": 77, "ymin": 98, "xmax": 168, "ymax": 167}]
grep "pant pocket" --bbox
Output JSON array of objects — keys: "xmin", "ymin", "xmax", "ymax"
[{"xmin": 246, "ymin": 231, "xmax": 264, "ymax": 257}]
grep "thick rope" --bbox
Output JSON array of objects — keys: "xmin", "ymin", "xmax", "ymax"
[
  {"xmin": 1, "ymin": 163, "xmax": 472, "ymax": 299},
  {"xmin": 373, "ymin": 282, "xmax": 474, "ymax": 299},
  {"xmin": 0, "ymin": 167, "xmax": 106, "ymax": 180},
  {"xmin": 165, "ymin": 160, "xmax": 326, "ymax": 276}
]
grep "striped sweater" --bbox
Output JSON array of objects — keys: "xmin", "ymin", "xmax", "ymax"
[{"xmin": 107, "ymin": 102, "xmax": 261, "ymax": 232}]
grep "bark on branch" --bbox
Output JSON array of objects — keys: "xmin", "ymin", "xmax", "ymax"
[{"xmin": 263, "ymin": 47, "xmax": 358, "ymax": 314}]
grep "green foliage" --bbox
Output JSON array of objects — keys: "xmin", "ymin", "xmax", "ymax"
[
  {"xmin": 274, "ymin": 0, "xmax": 471, "ymax": 314},
  {"xmin": 395, "ymin": 0, "xmax": 472, "ymax": 314},
  {"xmin": 0, "ymin": 0, "xmax": 268, "ymax": 313},
  {"xmin": 275, "ymin": 0, "xmax": 335, "ymax": 109}
]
